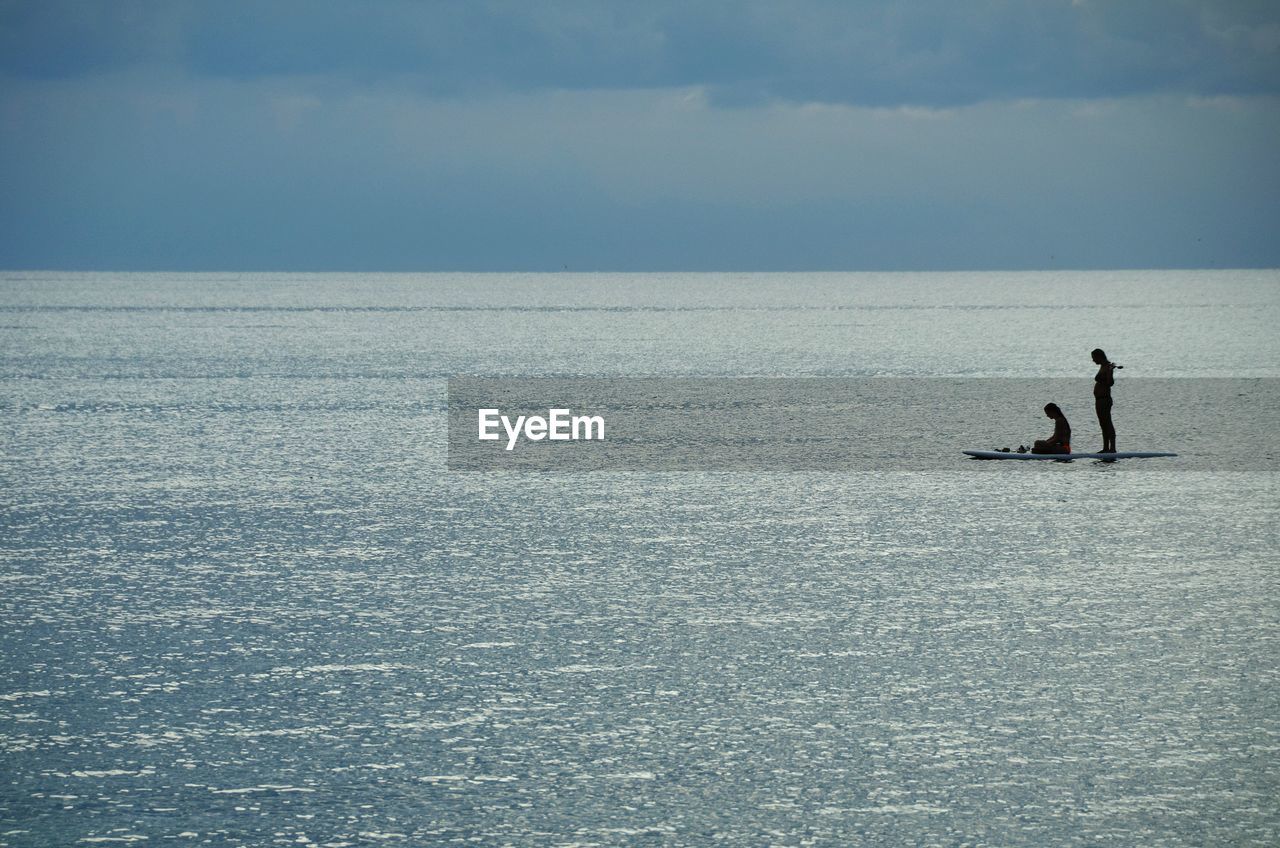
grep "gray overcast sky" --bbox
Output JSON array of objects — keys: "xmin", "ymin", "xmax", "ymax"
[{"xmin": 2, "ymin": 0, "xmax": 1278, "ymax": 270}]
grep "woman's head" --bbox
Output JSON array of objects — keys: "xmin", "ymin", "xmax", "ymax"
[
  {"xmin": 1044, "ymin": 402, "xmax": 1063, "ymax": 418},
  {"xmin": 1092, "ymin": 348, "xmax": 1107, "ymax": 363}
]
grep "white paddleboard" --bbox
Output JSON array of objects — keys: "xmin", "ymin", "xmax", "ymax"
[{"xmin": 964, "ymin": 450, "xmax": 1177, "ymax": 461}]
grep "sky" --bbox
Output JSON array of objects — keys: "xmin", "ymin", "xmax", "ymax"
[{"xmin": 1, "ymin": 0, "xmax": 1278, "ymax": 271}]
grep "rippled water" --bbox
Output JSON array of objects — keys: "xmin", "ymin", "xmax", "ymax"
[{"xmin": 2, "ymin": 271, "xmax": 1278, "ymax": 846}]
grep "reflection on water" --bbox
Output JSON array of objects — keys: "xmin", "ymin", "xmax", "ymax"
[{"xmin": 2, "ymin": 271, "xmax": 1278, "ymax": 846}]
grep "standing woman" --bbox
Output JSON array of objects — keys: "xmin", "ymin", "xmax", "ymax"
[{"xmin": 1092, "ymin": 348, "xmax": 1118, "ymax": 452}]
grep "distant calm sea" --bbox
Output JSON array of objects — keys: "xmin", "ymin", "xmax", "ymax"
[{"xmin": 2, "ymin": 271, "xmax": 1278, "ymax": 846}]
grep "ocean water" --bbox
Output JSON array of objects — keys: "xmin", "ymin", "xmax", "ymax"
[{"xmin": 1, "ymin": 270, "xmax": 1278, "ymax": 846}]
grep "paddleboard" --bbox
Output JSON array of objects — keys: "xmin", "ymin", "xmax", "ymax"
[{"xmin": 964, "ymin": 450, "xmax": 1177, "ymax": 461}]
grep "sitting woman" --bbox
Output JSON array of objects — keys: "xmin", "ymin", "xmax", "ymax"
[{"xmin": 1031, "ymin": 403, "xmax": 1071, "ymax": 454}]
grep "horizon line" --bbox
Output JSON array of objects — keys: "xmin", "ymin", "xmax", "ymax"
[{"xmin": 2, "ymin": 265, "xmax": 1277, "ymax": 275}]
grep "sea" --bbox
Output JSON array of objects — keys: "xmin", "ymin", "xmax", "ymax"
[{"xmin": 1, "ymin": 270, "xmax": 1277, "ymax": 846}]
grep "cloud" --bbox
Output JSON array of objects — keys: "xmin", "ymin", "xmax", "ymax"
[
  {"xmin": 2, "ymin": 1, "xmax": 1279, "ymax": 106},
  {"xmin": 1, "ymin": 2, "xmax": 1278, "ymax": 269},
  {"xmin": 2, "ymin": 68, "xmax": 1277, "ymax": 270}
]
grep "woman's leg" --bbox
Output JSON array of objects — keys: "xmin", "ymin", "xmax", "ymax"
[{"xmin": 1096, "ymin": 397, "xmax": 1116, "ymax": 452}]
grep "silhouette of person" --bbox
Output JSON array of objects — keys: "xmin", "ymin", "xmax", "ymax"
[
  {"xmin": 1092, "ymin": 348, "xmax": 1118, "ymax": 452},
  {"xmin": 1031, "ymin": 403, "xmax": 1071, "ymax": 454}
]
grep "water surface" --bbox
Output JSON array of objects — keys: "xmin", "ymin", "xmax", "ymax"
[{"xmin": 2, "ymin": 271, "xmax": 1277, "ymax": 846}]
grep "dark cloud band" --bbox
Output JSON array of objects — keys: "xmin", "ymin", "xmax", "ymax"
[{"xmin": 3, "ymin": 1, "xmax": 1279, "ymax": 106}]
